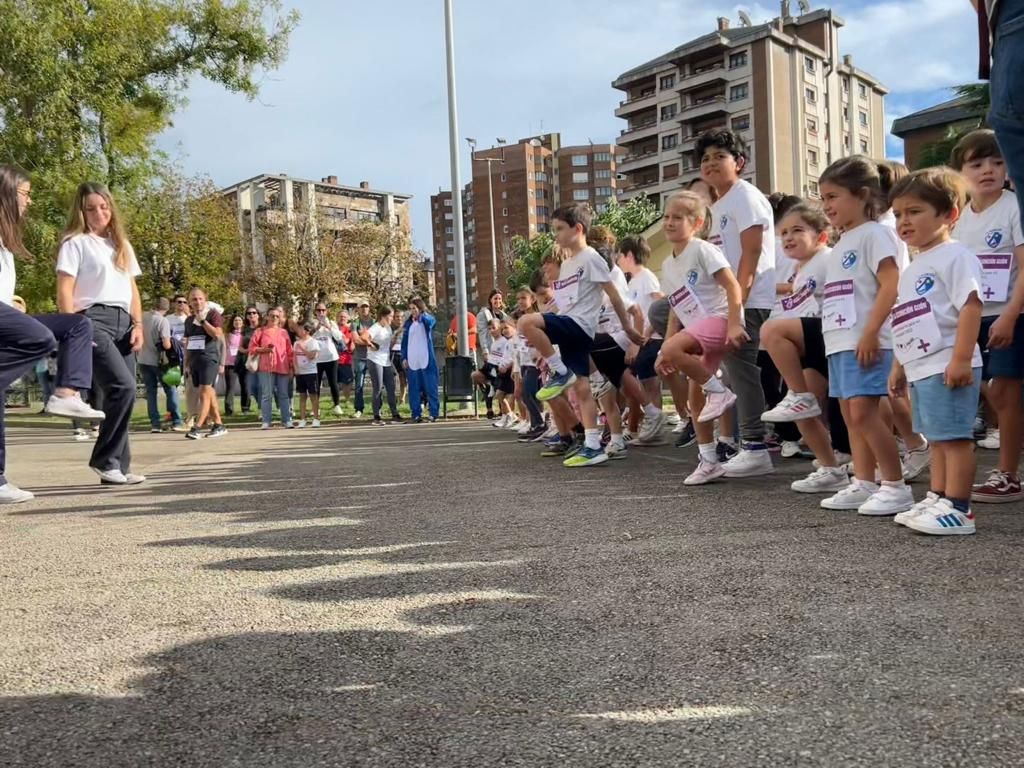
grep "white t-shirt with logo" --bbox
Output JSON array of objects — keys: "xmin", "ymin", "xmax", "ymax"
[
  {"xmin": 553, "ymin": 246, "xmax": 613, "ymax": 338},
  {"xmin": 707, "ymin": 180, "xmax": 776, "ymax": 310},
  {"xmin": 627, "ymin": 267, "xmax": 661, "ymax": 335},
  {"xmin": 56, "ymin": 233, "xmax": 141, "ymax": 313},
  {"xmin": 313, "ymin": 320, "xmax": 341, "ymax": 362},
  {"xmin": 822, "ymin": 221, "xmax": 905, "ymax": 355},
  {"xmin": 367, "ymin": 322, "xmax": 393, "ymax": 367},
  {"xmin": 660, "ymin": 239, "xmax": 732, "ymax": 327},
  {"xmin": 516, "ymin": 331, "xmax": 537, "ymax": 368},
  {"xmin": 487, "ymin": 334, "xmax": 512, "ymax": 369},
  {"xmin": 597, "ymin": 265, "xmax": 635, "ymax": 351},
  {"xmin": 294, "ymin": 338, "xmax": 321, "ymax": 376},
  {"xmin": 772, "ymin": 247, "xmax": 831, "ymax": 320},
  {"xmin": 0, "ymin": 245, "xmax": 15, "ymax": 307},
  {"xmin": 893, "ymin": 242, "xmax": 983, "ymax": 382},
  {"xmin": 952, "ymin": 190, "xmax": 1024, "ymax": 318}
]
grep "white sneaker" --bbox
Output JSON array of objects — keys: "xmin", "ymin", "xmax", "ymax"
[
  {"xmin": 760, "ymin": 391, "xmax": 821, "ymax": 423},
  {"xmin": 977, "ymin": 428, "xmax": 1000, "ymax": 450},
  {"xmin": 722, "ymin": 448, "xmax": 775, "ymax": 478},
  {"xmin": 672, "ymin": 419, "xmax": 688, "ymax": 434},
  {"xmin": 821, "ymin": 480, "xmax": 879, "ymax": 510},
  {"xmin": 858, "ymin": 483, "xmax": 914, "ymax": 516},
  {"xmin": 353, "ymin": 411, "xmax": 363, "ymax": 419},
  {"xmin": 72, "ymin": 428, "xmax": 92, "ymax": 442},
  {"xmin": 684, "ymin": 458, "xmax": 726, "ymax": 485},
  {"xmin": 697, "ymin": 388, "xmax": 737, "ymax": 423},
  {"xmin": 261, "ymin": 423, "xmax": 271, "ymax": 430},
  {"xmin": 666, "ymin": 412, "xmax": 681, "ymax": 426},
  {"xmin": 781, "ymin": 441, "xmax": 802, "ymax": 458},
  {"xmin": 332, "ymin": 405, "xmax": 343, "ymax": 416},
  {"xmin": 588, "ymin": 372, "xmax": 614, "ymax": 400},
  {"xmin": 505, "ymin": 416, "xmax": 522, "ymax": 430},
  {"xmin": 604, "ymin": 441, "xmax": 628, "ymax": 460},
  {"xmin": 492, "ymin": 414, "xmax": 508, "ymax": 428},
  {"xmin": 791, "ymin": 466, "xmax": 850, "ymax": 494},
  {"xmin": 901, "ymin": 441, "xmax": 930, "ymax": 481},
  {"xmin": 905, "ymin": 498, "xmax": 976, "ymax": 535},
  {"xmin": 0, "ymin": 483, "xmax": 34, "ymax": 504},
  {"xmin": 44, "ymin": 394, "xmax": 105, "ymax": 421},
  {"xmin": 814, "ymin": 451, "xmax": 852, "ymax": 470},
  {"xmin": 894, "ymin": 491, "xmax": 941, "ymax": 527},
  {"xmin": 517, "ymin": 421, "xmax": 532, "ymax": 435},
  {"xmin": 638, "ymin": 410, "xmax": 667, "ymax": 443},
  {"xmin": 312, "ymin": 419, "xmax": 321, "ymax": 428},
  {"xmin": 543, "ymin": 424, "xmax": 558, "ymax": 439},
  {"xmin": 92, "ymin": 468, "xmax": 145, "ymax": 485},
  {"xmin": 297, "ymin": 420, "xmax": 307, "ymax": 428}
]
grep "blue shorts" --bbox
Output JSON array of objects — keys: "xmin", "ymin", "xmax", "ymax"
[
  {"xmin": 631, "ymin": 338, "xmax": 662, "ymax": 380},
  {"xmin": 827, "ymin": 349, "xmax": 894, "ymax": 399},
  {"xmin": 541, "ymin": 313, "xmax": 592, "ymax": 377},
  {"xmin": 978, "ymin": 315, "xmax": 1024, "ymax": 380},
  {"xmin": 910, "ymin": 370, "xmax": 982, "ymax": 442}
]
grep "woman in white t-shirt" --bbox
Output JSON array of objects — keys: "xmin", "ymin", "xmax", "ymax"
[
  {"xmin": 56, "ymin": 182, "xmax": 145, "ymax": 486},
  {"xmin": 365, "ymin": 306, "xmax": 402, "ymax": 425}
]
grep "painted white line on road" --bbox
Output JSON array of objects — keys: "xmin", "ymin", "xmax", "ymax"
[
  {"xmin": 345, "ymin": 481, "xmax": 420, "ymax": 489},
  {"xmin": 328, "ymin": 684, "xmax": 379, "ymax": 692},
  {"xmin": 344, "ymin": 440, "xmax": 510, "ymax": 450},
  {"xmin": 575, "ymin": 705, "xmax": 755, "ymax": 722},
  {"xmin": 611, "ymin": 494, "xmax": 691, "ymax": 501}
]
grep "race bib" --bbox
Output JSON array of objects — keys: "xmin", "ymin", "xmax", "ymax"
[
  {"xmin": 891, "ymin": 298, "xmax": 944, "ymax": 364},
  {"xmin": 978, "ymin": 253, "xmax": 1012, "ymax": 303},
  {"xmin": 186, "ymin": 335, "xmax": 206, "ymax": 350},
  {"xmin": 552, "ymin": 274, "xmax": 580, "ymax": 311},
  {"xmin": 667, "ymin": 284, "xmax": 706, "ymax": 325},
  {"xmin": 822, "ymin": 280, "xmax": 857, "ymax": 332},
  {"xmin": 228, "ymin": 343, "xmax": 240, "ymax": 357},
  {"xmin": 780, "ymin": 280, "xmax": 820, "ymax": 319}
]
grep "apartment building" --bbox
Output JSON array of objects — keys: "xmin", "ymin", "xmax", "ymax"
[
  {"xmin": 612, "ymin": 3, "xmax": 888, "ymax": 206},
  {"xmin": 430, "ymin": 183, "xmax": 478, "ymax": 308},
  {"xmin": 555, "ymin": 143, "xmax": 625, "ymax": 215}
]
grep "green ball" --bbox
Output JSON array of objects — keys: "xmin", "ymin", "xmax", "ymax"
[{"xmin": 161, "ymin": 366, "xmax": 182, "ymax": 387}]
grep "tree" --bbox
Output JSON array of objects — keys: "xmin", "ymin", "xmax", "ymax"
[
  {"xmin": 336, "ymin": 222, "xmax": 427, "ymax": 309},
  {"xmin": 593, "ymin": 195, "xmax": 660, "ymax": 243}
]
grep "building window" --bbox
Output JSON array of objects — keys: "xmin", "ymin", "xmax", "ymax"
[
  {"xmin": 843, "ymin": 134, "xmax": 850, "ymax": 149},
  {"xmin": 572, "ymin": 172, "xmax": 589, "ymax": 183},
  {"xmin": 808, "ymin": 180, "xmax": 819, "ymax": 196},
  {"xmin": 805, "ymin": 87, "xmax": 817, "ymax": 104},
  {"xmin": 594, "ymin": 186, "xmax": 613, "ymax": 197},
  {"xmin": 444, "ymin": 225, "xmax": 453, "ymax": 234},
  {"xmin": 663, "ymin": 164, "xmax": 679, "ymax": 180},
  {"xmin": 503, "ymin": 225, "xmax": 509, "ymax": 234},
  {"xmin": 501, "ymin": 190, "xmax": 507, "ymax": 200},
  {"xmin": 444, "ymin": 212, "xmax": 453, "ymax": 220},
  {"xmin": 594, "ymin": 152, "xmax": 611, "ymax": 162},
  {"xmin": 444, "ymin": 199, "xmax": 452, "ymax": 207},
  {"xmin": 859, "ymin": 110, "xmax": 868, "ymax": 127},
  {"xmin": 595, "ymin": 169, "xmax": 611, "ymax": 179},
  {"xmin": 660, "ymin": 103, "xmax": 678, "ymax": 120},
  {"xmin": 536, "ymin": 188, "xmax": 546, "ymax": 199},
  {"xmin": 843, "ymin": 106, "xmax": 849, "ymax": 120},
  {"xmin": 573, "ymin": 189, "xmax": 590, "ymax": 200},
  {"xmin": 536, "ymin": 206, "xmax": 549, "ymax": 217},
  {"xmin": 731, "ymin": 114, "xmax": 751, "ymax": 131},
  {"xmin": 860, "ymin": 139, "xmax": 869, "ymax": 152},
  {"xmin": 729, "ymin": 83, "xmax": 749, "ymax": 101},
  {"xmin": 502, "ymin": 207, "xmax": 508, "ymax": 216},
  {"xmin": 660, "ymin": 74, "xmax": 676, "ymax": 89},
  {"xmin": 858, "ymin": 82, "xmax": 868, "ymax": 99},
  {"xmin": 842, "ymin": 77, "xmax": 849, "ymax": 93},
  {"xmin": 808, "ymin": 149, "xmax": 818, "ymax": 166},
  {"xmin": 804, "ymin": 56, "xmax": 816, "ymax": 73},
  {"xmin": 662, "ymin": 133, "xmax": 679, "ymax": 150},
  {"xmin": 729, "ymin": 51, "xmax": 747, "ymax": 69},
  {"xmin": 571, "ymin": 155, "xmax": 588, "ymax": 166},
  {"xmin": 447, "ymin": 268, "xmax": 455, "ymax": 275},
  {"xmin": 535, "ymin": 172, "xmax": 547, "ymax": 182}
]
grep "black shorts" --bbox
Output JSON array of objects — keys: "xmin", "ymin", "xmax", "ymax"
[
  {"xmin": 296, "ymin": 373, "xmax": 320, "ymax": 395},
  {"xmin": 478, "ymin": 363, "xmax": 498, "ymax": 381},
  {"xmin": 190, "ymin": 356, "xmax": 219, "ymax": 387},
  {"xmin": 590, "ymin": 333, "xmax": 628, "ymax": 388},
  {"xmin": 495, "ymin": 372, "xmax": 515, "ymax": 394},
  {"xmin": 542, "ymin": 312, "xmax": 593, "ymax": 378},
  {"xmin": 631, "ymin": 338, "xmax": 662, "ymax": 380},
  {"xmin": 800, "ymin": 317, "xmax": 829, "ymax": 377},
  {"xmin": 391, "ymin": 350, "xmax": 404, "ymax": 371},
  {"xmin": 337, "ymin": 363, "xmax": 353, "ymax": 385}
]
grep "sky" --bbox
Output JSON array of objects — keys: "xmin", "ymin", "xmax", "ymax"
[{"xmin": 158, "ymin": 0, "xmax": 982, "ymax": 254}]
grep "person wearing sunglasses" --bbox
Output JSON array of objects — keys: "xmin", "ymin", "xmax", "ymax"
[
  {"xmin": 236, "ymin": 306, "xmax": 262, "ymax": 413},
  {"xmin": 168, "ymin": 294, "xmax": 189, "ymax": 345},
  {"xmin": 247, "ymin": 306, "xmax": 294, "ymax": 428},
  {"xmin": 312, "ymin": 302, "xmax": 344, "ymax": 416}
]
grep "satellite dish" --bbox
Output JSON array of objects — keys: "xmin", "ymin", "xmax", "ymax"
[
  {"xmin": 798, "ymin": 0, "xmax": 811, "ymax": 12},
  {"xmin": 738, "ymin": 10, "xmax": 753, "ymax": 26}
]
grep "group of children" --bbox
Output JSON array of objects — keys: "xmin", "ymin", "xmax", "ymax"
[{"xmin": 480, "ymin": 127, "xmax": 1023, "ymax": 537}]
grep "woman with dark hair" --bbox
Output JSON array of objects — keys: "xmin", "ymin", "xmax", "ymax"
[
  {"xmin": 401, "ymin": 297, "xmax": 439, "ymax": 422},
  {"xmin": 248, "ymin": 306, "xmax": 294, "ymax": 429},
  {"xmin": 475, "ymin": 289, "xmax": 506, "ymax": 361},
  {"xmin": 236, "ymin": 306, "xmax": 262, "ymax": 413},
  {"xmin": 0, "ymin": 167, "xmax": 105, "ymax": 502},
  {"xmin": 222, "ymin": 313, "xmax": 244, "ymax": 415},
  {"xmin": 365, "ymin": 305, "xmax": 402, "ymax": 425}
]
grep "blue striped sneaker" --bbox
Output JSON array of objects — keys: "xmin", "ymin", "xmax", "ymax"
[
  {"xmin": 905, "ymin": 498, "xmax": 976, "ymax": 535},
  {"xmin": 537, "ymin": 371, "xmax": 576, "ymax": 401}
]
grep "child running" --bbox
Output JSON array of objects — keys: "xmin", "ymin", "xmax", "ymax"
[
  {"xmin": 818, "ymin": 156, "xmax": 913, "ymax": 516},
  {"xmin": 654, "ymin": 191, "xmax": 747, "ymax": 485},
  {"xmin": 887, "ymin": 168, "xmax": 983, "ymax": 535},
  {"xmin": 490, "ymin": 319, "xmax": 517, "ymax": 428},
  {"xmin": 519, "ymin": 203, "xmax": 643, "ymax": 467},
  {"xmin": 950, "ymin": 129, "xmax": 1024, "ymax": 503}
]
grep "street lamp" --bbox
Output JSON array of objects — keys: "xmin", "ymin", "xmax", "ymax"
[
  {"xmin": 443, "ymin": 0, "xmax": 469, "ymax": 356},
  {"xmin": 467, "ymin": 137, "xmax": 505, "ymax": 296}
]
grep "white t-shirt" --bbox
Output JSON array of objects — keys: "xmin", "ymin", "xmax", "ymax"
[
  {"xmin": 660, "ymin": 238, "xmax": 732, "ymax": 327},
  {"xmin": 168, "ymin": 313, "xmax": 187, "ymax": 341},
  {"xmin": 516, "ymin": 331, "xmax": 537, "ymax": 368},
  {"xmin": 0, "ymin": 245, "xmax": 15, "ymax": 307},
  {"xmin": 893, "ymin": 242, "xmax": 983, "ymax": 382},
  {"xmin": 952, "ymin": 190, "xmax": 1024, "ymax": 318},
  {"xmin": 627, "ymin": 267, "xmax": 661, "ymax": 335},
  {"xmin": 367, "ymin": 322, "xmax": 393, "ymax": 366},
  {"xmin": 487, "ymin": 334, "xmax": 512, "ymax": 369},
  {"xmin": 597, "ymin": 265, "xmax": 634, "ymax": 350},
  {"xmin": 822, "ymin": 221, "xmax": 905, "ymax": 355},
  {"xmin": 56, "ymin": 233, "xmax": 141, "ymax": 313},
  {"xmin": 553, "ymin": 246, "xmax": 612, "ymax": 338},
  {"xmin": 772, "ymin": 247, "xmax": 831, "ymax": 320},
  {"xmin": 294, "ymin": 338, "xmax": 321, "ymax": 376},
  {"xmin": 878, "ymin": 209, "xmax": 911, "ymax": 277},
  {"xmin": 707, "ymin": 180, "xmax": 776, "ymax": 310},
  {"xmin": 313, "ymin": 320, "xmax": 341, "ymax": 362},
  {"xmin": 406, "ymin": 319, "xmax": 430, "ymax": 371}
]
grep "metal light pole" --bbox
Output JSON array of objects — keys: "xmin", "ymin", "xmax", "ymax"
[{"xmin": 443, "ymin": 0, "xmax": 469, "ymax": 356}]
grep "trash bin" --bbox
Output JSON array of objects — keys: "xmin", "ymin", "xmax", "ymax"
[{"xmin": 443, "ymin": 355, "xmax": 477, "ymax": 418}]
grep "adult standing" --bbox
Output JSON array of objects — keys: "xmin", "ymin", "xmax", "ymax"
[
  {"xmin": 0, "ymin": 167, "xmax": 104, "ymax": 503},
  {"xmin": 236, "ymin": 306, "xmax": 262, "ymax": 414},
  {"xmin": 312, "ymin": 301, "xmax": 344, "ymax": 415},
  {"xmin": 56, "ymin": 181, "xmax": 144, "ymax": 486},
  {"xmin": 350, "ymin": 301, "xmax": 374, "ymax": 418},
  {"xmin": 167, "ymin": 294, "xmax": 188, "ymax": 344},
  {"xmin": 366, "ymin": 306, "xmax": 402, "ymax": 425},
  {"xmin": 222, "ymin": 314, "xmax": 244, "ymax": 416},
  {"xmin": 336, "ymin": 309, "xmax": 355, "ymax": 405},
  {"xmin": 402, "ymin": 297, "xmax": 440, "ymax": 422},
  {"xmin": 447, "ymin": 310, "xmax": 478, "ymax": 360},
  {"xmin": 248, "ymin": 306, "xmax": 294, "ymax": 429},
  {"xmin": 475, "ymin": 290, "xmax": 507, "ymax": 361},
  {"xmin": 184, "ymin": 288, "xmax": 227, "ymax": 439},
  {"xmin": 139, "ymin": 296, "xmax": 184, "ymax": 432}
]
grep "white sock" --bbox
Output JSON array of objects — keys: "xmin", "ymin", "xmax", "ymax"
[
  {"xmin": 721, "ymin": 436, "xmax": 737, "ymax": 447},
  {"xmin": 546, "ymin": 352, "xmax": 567, "ymax": 375},
  {"xmin": 702, "ymin": 376, "xmax": 726, "ymax": 394},
  {"xmin": 643, "ymin": 403, "xmax": 661, "ymax": 419},
  {"xmin": 584, "ymin": 428, "xmax": 601, "ymax": 450},
  {"xmin": 698, "ymin": 442, "xmax": 718, "ymax": 464},
  {"xmin": 881, "ymin": 479, "xmax": 907, "ymax": 489},
  {"xmin": 610, "ymin": 433, "xmax": 625, "ymax": 449}
]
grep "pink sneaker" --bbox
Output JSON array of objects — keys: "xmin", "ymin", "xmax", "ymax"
[
  {"xmin": 697, "ymin": 388, "xmax": 737, "ymax": 423},
  {"xmin": 684, "ymin": 458, "xmax": 726, "ymax": 485}
]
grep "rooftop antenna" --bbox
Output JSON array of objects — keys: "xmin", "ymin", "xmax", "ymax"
[
  {"xmin": 798, "ymin": 0, "xmax": 811, "ymax": 13},
  {"xmin": 738, "ymin": 10, "xmax": 753, "ymax": 26}
]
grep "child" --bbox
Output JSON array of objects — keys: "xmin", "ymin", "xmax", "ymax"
[
  {"xmin": 951, "ymin": 129, "xmax": 1024, "ymax": 503},
  {"xmin": 293, "ymin": 322, "xmax": 322, "ymax": 428},
  {"xmin": 488, "ymin": 319, "xmax": 517, "ymax": 428},
  {"xmin": 818, "ymin": 156, "xmax": 913, "ymax": 515},
  {"xmin": 471, "ymin": 319, "xmax": 502, "ymax": 418},
  {"xmin": 518, "ymin": 203, "xmax": 642, "ymax": 467},
  {"xmin": 697, "ymin": 129, "xmax": 777, "ymax": 477},
  {"xmin": 654, "ymin": 191, "xmax": 747, "ymax": 485},
  {"xmin": 887, "ymin": 168, "xmax": 983, "ymax": 535},
  {"xmin": 759, "ymin": 204, "xmax": 849, "ymax": 493},
  {"xmin": 514, "ymin": 287, "xmax": 546, "ymax": 442}
]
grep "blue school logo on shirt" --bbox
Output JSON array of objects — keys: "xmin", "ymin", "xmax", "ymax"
[
  {"xmin": 687, "ymin": 269, "xmax": 699, "ymax": 286},
  {"xmin": 841, "ymin": 251, "xmax": 857, "ymax": 269},
  {"xmin": 719, "ymin": 215, "xmax": 729, "ymax": 230},
  {"xmin": 986, "ymin": 229, "xmax": 1004, "ymax": 248},
  {"xmin": 915, "ymin": 274, "xmax": 936, "ymax": 295}
]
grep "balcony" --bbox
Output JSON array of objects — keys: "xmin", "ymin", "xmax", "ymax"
[
  {"xmin": 681, "ymin": 124, "xmax": 727, "ymax": 149},
  {"xmin": 677, "ymin": 61, "xmax": 727, "ymax": 92},
  {"xmin": 618, "ymin": 117, "xmax": 660, "ymax": 144},
  {"xmin": 679, "ymin": 94, "xmax": 728, "ymax": 122},
  {"xmin": 614, "ymin": 89, "xmax": 658, "ymax": 117},
  {"xmin": 618, "ymin": 149, "xmax": 660, "ymax": 173}
]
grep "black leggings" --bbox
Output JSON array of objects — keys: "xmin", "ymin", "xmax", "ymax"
[{"xmin": 317, "ymin": 360, "xmax": 340, "ymax": 406}]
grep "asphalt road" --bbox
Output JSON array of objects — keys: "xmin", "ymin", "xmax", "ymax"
[{"xmin": 1, "ymin": 421, "xmax": 1022, "ymax": 767}]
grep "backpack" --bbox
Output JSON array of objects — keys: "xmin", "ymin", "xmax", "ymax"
[{"xmin": 159, "ymin": 336, "xmax": 185, "ymax": 371}]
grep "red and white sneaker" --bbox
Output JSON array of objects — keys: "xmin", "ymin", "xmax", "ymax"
[
  {"xmin": 970, "ymin": 469, "xmax": 1024, "ymax": 504},
  {"xmin": 760, "ymin": 391, "xmax": 821, "ymax": 423}
]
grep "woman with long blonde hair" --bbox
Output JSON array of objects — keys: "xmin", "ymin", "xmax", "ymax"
[{"xmin": 56, "ymin": 182, "xmax": 145, "ymax": 485}]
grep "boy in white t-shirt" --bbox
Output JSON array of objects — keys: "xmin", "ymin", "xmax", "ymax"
[
  {"xmin": 951, "ymin": 129, "xmax": 1024, "ymax": 503},
  {"xmin": 518, "ymin": 204, "xmax": 643, "ymax": 467},
  {"xmin": 697, "ymin": 129, "xmax": 777, "ymax": 478},
  {"xmin": 292, "ymin": 322, "xmax": 322, "ymax": 428},
  {"xmin": 887, "ymin": 168, "xmax": 983, "ymax": 535}
]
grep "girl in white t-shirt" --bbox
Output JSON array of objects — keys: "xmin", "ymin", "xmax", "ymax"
[
  {"xmin": 654, "ymin": 192, "xmax": 747, "ymax": 486},
  {"xmin": 816, "ymin": 156, "xmax": 912, "ymax": 516},
  {"xmin": 292, "ymin": 322, "xmax": 322, "ymax": 428}
]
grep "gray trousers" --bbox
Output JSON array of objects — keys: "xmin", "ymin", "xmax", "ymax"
[
  {"xmin": 84, "ymin": 305, "xmax": 136, "ymax": 474},
  {"xmin": 720, "ymin": 307, "xmax": 769, "ymax": 445}
]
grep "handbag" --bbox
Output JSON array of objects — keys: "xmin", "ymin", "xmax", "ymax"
[{"xmin": 245, "ymin": 330, "xmax": 262, "ymax": 372}]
